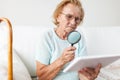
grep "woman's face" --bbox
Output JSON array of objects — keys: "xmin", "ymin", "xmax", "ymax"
[{"xmin": 57, "ymin": 3, "xmax": 81, "ymax": 34}]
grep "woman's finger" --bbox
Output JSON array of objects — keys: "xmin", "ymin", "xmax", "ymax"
[
  {"xmin": 83, "ymin": 67, "xmax": 95, "ymax": 75},
  {"xmin": 79, "ymin": 69, "xmax": 92, "ymax": 80},
  {"xmin": 95, "ymin": 63, "xmax": 102, "ymax": 74},
  {"xmin": 67, "ymin": 46, "xmax": 76, "ymax": 51}
]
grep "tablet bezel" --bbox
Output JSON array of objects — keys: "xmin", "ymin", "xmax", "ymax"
[{"xmin": 63, "ymin": 54, "xmax": 120, "ymax": 72}]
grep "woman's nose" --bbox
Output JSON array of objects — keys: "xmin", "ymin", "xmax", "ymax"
[{"xmin": 70, "ymin": 18, "xmax": 76, "ymax": 25}]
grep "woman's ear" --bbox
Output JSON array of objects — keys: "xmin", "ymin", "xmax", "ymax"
[
  {"xmin": 56, "ymin": 13, "xmax": 62, "ymax": 24},
  {"xmin": 56, "ymin": 16, "xmax": 60, "ymax": 23}
]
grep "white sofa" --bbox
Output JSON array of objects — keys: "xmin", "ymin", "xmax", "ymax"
[{"xmin": 0, "ymin": 25, "xmax": 120, "ymax": 80}]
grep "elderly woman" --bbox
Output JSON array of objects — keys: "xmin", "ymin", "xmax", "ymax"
[{"xmin": 36, "ymin": 0, "xmax": 101, "ymax": 80}]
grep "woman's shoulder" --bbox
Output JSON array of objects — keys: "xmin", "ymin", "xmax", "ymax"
[{"xmin": 40, "ymin": 27, "xmax": 54, "ymax": 38}]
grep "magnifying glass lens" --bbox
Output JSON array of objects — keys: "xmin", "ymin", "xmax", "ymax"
[{"xmin": 67, "ymin": 31, "xmax": 81, "ymax": 46}]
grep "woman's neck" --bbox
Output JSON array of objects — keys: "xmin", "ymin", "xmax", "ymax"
[{"xmin": 55, "ymin": 27, "xmax": 67, "ymax": 40}]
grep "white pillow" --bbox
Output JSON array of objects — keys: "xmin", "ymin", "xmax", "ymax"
[{"xmin": 0, "ymin": 47, "xmax": 32, "ymax": 80}]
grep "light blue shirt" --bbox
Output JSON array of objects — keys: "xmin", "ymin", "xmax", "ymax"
[{"xmin": 36, "ymin": 28, "xmax": 87, "ymax": 80}]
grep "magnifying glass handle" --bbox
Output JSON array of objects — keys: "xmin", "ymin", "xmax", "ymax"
[{"xmin": 71, "ymin": 44, "xmax": 74, "ymax": 46}]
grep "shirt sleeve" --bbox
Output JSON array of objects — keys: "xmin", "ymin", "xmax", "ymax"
[{"xmin": 35, "ymin": 30, "xmax": 52, "ymax": 65}]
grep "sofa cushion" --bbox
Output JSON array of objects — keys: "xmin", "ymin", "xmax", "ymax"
[
  {"xmin": 0, "ymin": 26, "xmax": 7, "ymax": 49},
  {"xmin": 0, "ymin": 46, "xmax": 32, "ymax": 80}
]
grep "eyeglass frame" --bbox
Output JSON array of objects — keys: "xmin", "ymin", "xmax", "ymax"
[{"xmin": 61, "ymin": 12, "xmax": 81, "ymax": 24}]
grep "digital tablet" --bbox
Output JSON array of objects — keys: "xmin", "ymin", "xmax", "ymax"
[{"xmin": 63, "ymin": 54, "xmax": 120, "ymax": 72}]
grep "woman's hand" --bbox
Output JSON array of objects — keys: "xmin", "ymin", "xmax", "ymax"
[
  {"xmin": 79, "ymin": 63, "xmax": 102, "ymax": 80},
  {"xmin": 60, "ymin": 46, "xmax": 76, "ymax": 64}
]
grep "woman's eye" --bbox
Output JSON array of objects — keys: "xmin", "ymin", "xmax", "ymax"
[
  {"xmin": 67, "ymin": 15, "xmax": 73, "ymax": 19},
  {"xmin": 76, "ymin": 18, "xmax": 80, "ymax": 21}
]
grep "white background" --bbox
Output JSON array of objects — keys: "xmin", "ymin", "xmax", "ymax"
[{"xmin": 0, "ymin": 0, "xmax": 120, "ymax": 27}]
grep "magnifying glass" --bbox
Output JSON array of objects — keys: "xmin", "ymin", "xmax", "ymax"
[{"xmin": 67, "ymin": 31, "xmax": 81, "ymax": 46}]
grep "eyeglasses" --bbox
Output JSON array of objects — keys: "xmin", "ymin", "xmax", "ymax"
[{"xmin": 61, "ymin": 12, "xmax": 81, "ymax": 24}]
